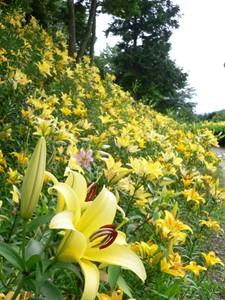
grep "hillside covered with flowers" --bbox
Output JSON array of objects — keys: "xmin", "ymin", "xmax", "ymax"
[{"xmin": 0, "ymin": 9, "xmax": 225, "ymax": 300}]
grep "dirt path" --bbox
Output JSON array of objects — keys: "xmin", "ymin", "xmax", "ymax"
[
  {"xmin": 212, "ymin": 146, "xmax": 225, "ymax": 170},
  {"xmin": 210, "ymin": 147, "xmax": 225, "ymax": 299}
]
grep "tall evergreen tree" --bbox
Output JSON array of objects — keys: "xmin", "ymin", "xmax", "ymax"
[{"xmin": 102, "ymin": 0, "xmax": 195, "ymax": 113}]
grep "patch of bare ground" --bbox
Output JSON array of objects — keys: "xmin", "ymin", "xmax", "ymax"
[{"xmin": 209, "ymin": 147, "xmax": 225, "ymax": 299}]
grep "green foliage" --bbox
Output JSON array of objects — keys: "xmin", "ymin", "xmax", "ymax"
[
  {"xmin": 4, "ymin": 0, "xmax": 67, "ymax": 34},
  {"xmin": 97, "ymin": 0, "xmax": 196, "ymax": 116},
  {"xmin": 102, "ymin": 0, "xmax": 141, "ymax": 18}
]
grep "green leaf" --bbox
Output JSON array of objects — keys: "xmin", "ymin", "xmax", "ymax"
[
  {"xmin": 108, "ymin": 265, "xmax": 121, "ymax": 290},
  {"xmin": 26, "ymin": 254, "xmax": 42, "ymax": 271},
  {"xmin": 164, "ymin": 280, "xmax": 181, "ymax": 297},
  {"xmin": 117, "ymin": 275, "xmax": 133, "ymax": 298},
  {"xmin": 27, "ymin": 214, "xmax": 54, "ymax": 232},
  {"xmin": 153, "ymin": 210, "xmax": 159, "ymax": 221},
  {"xmin": 151, "ymin": 289, "xmax": 168, "ymax": 299},
  {"xmin": 25, "ymin": 238, "xmax": 44, "ymax": 271},
  {"xmin": 26, "ymin": 238, "xmax": 43, "ymax": 260},
  {"xmin": 52, "ymin": 262, "xmax": 83, "ymax": 281},
  {"xmin": 29, "ymin": 298, "xmax": 46, "ymax": 300},
  {"xmin": 40, "ymin": 280, "xmax": 63, "ymax": 300},
  {"xmin": 0, "ymin": 242, "xmax": 24, "ymax": 270}
]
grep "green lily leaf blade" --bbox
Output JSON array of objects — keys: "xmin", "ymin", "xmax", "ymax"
[
  {"xmin": 26, "ymin": 254, "xmax": 42, "ymax": 271},
  {"xmin": 25, "ymin": 238, "xmax": 44, "ymax": 271},
  {"xmin": 164, "ymin": 280, "xmax": 182, "ymax": 297},
  {"xmin": 108, "ymin": 265, "xmax": 121, "ymax": 290},
  {"xmin": 40, "ymin": 280, "xmax": 63, "ymax": 300},
  {"xmin": 25, "ymin": 238, "xmax": 43, "ymax": 261},
  {"xmin": 53, "ymin": 262, "xmax": 83, "ymax": 281},
  {"xmin": 117, "ymin": 275, "xmax": 133, "ymax": 298},
  {"xmin": 0, "ymin": 242, "xmax": 24, "ymax": 270},
  {"xmin": 27, "ymin": 214, "xmax": 54, "ymax": 232},
  {"xmin": 29, "ymin": 297, "xmax": 47, "ymax": 300}
]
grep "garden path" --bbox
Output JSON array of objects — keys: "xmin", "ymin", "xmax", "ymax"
[
  {"xmin": 212, "ymin": 146, "xmax": 225, "ymax": 171},
  {"xmin": 209, "ymin": 147, "xmax": 225, "ymax": 299}
]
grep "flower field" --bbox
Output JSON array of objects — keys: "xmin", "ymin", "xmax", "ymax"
[
  {"xmin": 0, "ymin": 9, "xmax": 225, "ymax": 300},
  {"xmin": 191, "ymin": 121, "xmax": 225, "ymax": 147}
]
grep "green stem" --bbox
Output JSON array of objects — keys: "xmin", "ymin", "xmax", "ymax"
[
  {"xmin": 6, "ymin": 209, "xmax": 18, "ymax": 243},
  {"xmin": 11, "ymin": 219, "xmax": 28, "ymax": 299},
  {"xmin": 131, "ymin": 215, "xmax": 152, "ymax": 234},
  {"xmin": 125, "ymin": 179, "xmax": 143, "ymax": 215},
  {"xmin": 41, "ymin": 230, "xmax": 55, "ymax": 255},
  {"xmin": 11, "ymin": 275, "xmax": 25, "ymax": 300},
  {"xmin": 22, "ymin": 219, "xmax": 28, "ymax": 264},
  {"xmin": 182, "ymin": 269, "xmax": 209, "ymax": 300}
]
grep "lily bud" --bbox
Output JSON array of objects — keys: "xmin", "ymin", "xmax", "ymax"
[{"xmin": 20, "ymin": 137, "xmax": 46, "ymax": 219}]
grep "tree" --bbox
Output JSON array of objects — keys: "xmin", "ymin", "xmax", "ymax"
[
  {"xmin": 68, "ymin": 0, "xmax": 77, "ymax": 57},
  {"xmin": 76, "ymin": 0, "xmax": 97, "ymax": 62},
  {"xmin": 4, "ymin": 0, "xmax": 98, "ymax": 61},
  {"xmin": 100, "ymin": 0, "xmax": 195, "ymax": 113}
]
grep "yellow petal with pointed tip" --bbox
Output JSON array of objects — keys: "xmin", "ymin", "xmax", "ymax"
[
  {"xmin": 49, "ymin": 210, "xmax": 75, "ymax": 230},
  {"xmin": 77, "ymin": 187, "xmax": 117, "ymax": 237},
  {"xmin": 65, "ymin": 171, "xmax": 87, "ymax": 204},
  {"xmin": 79, "ymin": 259, "xmax": 99, "ymax": 300},
  {"xmin": 84, "ymin": 243, "xmax": 146, "ymax": 282},
  {"xmin": 48, "ymin": 183, "xmax": 80, "ymax": 216}
]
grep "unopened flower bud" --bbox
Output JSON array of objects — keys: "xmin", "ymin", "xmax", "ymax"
[{"xmin": 20, "ymin": 137, "xmax": 46, "ymax": 219}]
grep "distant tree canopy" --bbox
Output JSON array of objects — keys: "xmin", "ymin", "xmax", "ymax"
[
  {"xmin": 97, "ymin": 0, "xmax": 195, "ymax": 114},
  {"xmin": 2, "ymin": 0, "xmax": 196, "ymax": 116}
]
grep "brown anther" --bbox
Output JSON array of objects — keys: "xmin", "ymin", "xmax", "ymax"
[
  {"xmin": 89, "ymin": 224, "xmax": 118, "ymax": 249},
  {"xmin": 85, "ymin": 182, "xmax": 98, "ymax": 202}
]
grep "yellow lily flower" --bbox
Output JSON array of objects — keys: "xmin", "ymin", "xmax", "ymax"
[
  {"xmin": 97, "ymin": 289, "xmax": 136, "ymax": 300},
  {"xmin": 183, "ymin": 261, "xmax": 207, "ymax": 276},
  {"xmin": 160, "ymin": 252, "xmax": 185, "ymax": 277},
  {"xmin": 0, "ymin": 291, "xmax": 20, "ymax": 299},
  {"xmin": 201, "ymin": 251, "xmax": 224, "ymax": 267},
  {"xmin": 101, "ymin": 154, "xmax": 131, "ymax": 184},
  {"xmin": 154, "ymin": 210, "xmax": 193, "ymax": 245},
  {"xmin": 183, "ymin": 188, "xmax": 206, "ymax": 205},
  {"xmin": 199, "ymin": 217, "xmax": 222, "ymax": 233},
  {"xmin": 7, "ymin": 167, "xmax": 22, "ymax": 185},
  {"xmin": 49, "ymin": 173, "xmax": 146, "ymax": 300},
  {"xmin": 130, "ymin": 241, "xmax": 158, "ymax": 261}
]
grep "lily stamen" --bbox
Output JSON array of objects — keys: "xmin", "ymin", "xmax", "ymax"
[{"xmin": 89, "ymin": 224, "xmax": 118, "ymax": 249}]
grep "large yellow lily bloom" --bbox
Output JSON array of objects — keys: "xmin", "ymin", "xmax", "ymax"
[{"xmin": 49, "ymin": 172, "xmax": 146, "ymax": 300}]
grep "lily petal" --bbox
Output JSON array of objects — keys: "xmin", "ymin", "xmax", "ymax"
[
  {"xmin": 49, "ymin": 210, "xmax": 76, "ymax": 230},
  {"xmin": 115, "ymin": 231, "xmax": 127, "ymax": 245},
  {"xmin": 48, "ymin": 182, "xmax": 81, "ymax": 215},
  {"xmin": 57, "ymin": 230, "xmax": 87, "ymax": 261},
  {"xmin": 84, "ymin": 243, "xmax": 146, "ymax": 282},
  {"xmin": 78, "ymin": 259, "xmax": 100, "ymax": 300},
  {"xmin": 77, "ymin": 187, "xmax": 117, "ymax": 237},
  {"xmin": 65, "ymin": 171, "xmax": 87, "ymax": 204}
]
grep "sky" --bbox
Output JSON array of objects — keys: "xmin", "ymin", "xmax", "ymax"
[{"xmin": 96, "ymin": 1, "xmax": 225, "ymax": 115}]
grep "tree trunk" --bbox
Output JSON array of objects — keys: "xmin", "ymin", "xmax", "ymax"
[
  {"xmin": 77, "ymin": 0, "xmax": 97, "ymax": 62},
  {"xmin": 67, "ymin": 0, "xmax": 76, "ymax": 57},
  {"xmin": 90, "ymin": 12, "xmax": 96, "ymax": 65}
]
